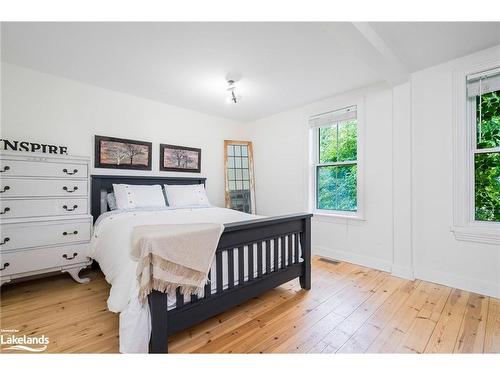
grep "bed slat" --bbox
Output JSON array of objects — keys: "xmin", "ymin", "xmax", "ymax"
[
  {"xmin": 248, "ymin": 244, "xmax": 254, "ymax": 281},
  {"xmin": 265, "ymin": 240, "xmax": 271, "ymax": 274},
  {"xmin": 227, "ymin": 248, "xmax": 235, "ymax": 288},
  {"xmin": 273, "ymin": 238, "xmax": 279, "ymax": 272},
  {"xmin": 176, "ymin": 287, "xmax": 184, "ymax": 308},
  {"xmin": 280, "ymin": 236, "xmax": 286, "ymax": 268},
  {"xmin": 204, "ymin": 270, "xmax": 212, "ymax": 299},
  {"xmin": 257, "ymin": 242, "xmax": 263, "ymax": 278},
  {"xmin": 216, "ymin": 252, "xmax": 223, "ymax": 294},
  {"xmin": 238, "ymin": 246, "xmax": 245, "ymax": 285},
  {"xmin": 294, "ymin": 233, "xmax": 300, "ymax": 264},
  {"xmin": 288, "ymin": 234, "xmax": 293, "ymax": 266}
]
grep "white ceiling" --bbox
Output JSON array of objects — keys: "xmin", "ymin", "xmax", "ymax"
[
  {"xmin": 2, "ymin": 22, "xmax": 500, "ymax": 121},
  {"xmin": 369, "ymin": 22, "xmax": 500, "ymax": 72}
]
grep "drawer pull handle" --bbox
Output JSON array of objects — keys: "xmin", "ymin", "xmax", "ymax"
[
  {"xmin": 0, "ymin": 207, "xmax": 10, "ymax": 215},
  {"xmin": 1, "ymin": 237, "xmax": 10, "ymax": 245},
  {"xmin": 62, "ymin": 253, "xmax": 78, "ymax": 260},
  {"xmin": 62, "ymin": 168, "xmax": 78, "ymax": 175},
  {"xmin": 63, "ymin": 205, "xmax": 78, "ymax": 211},
  {"xmin": 0, "ymin": 262, "xmax": 10, "ymax": 271},
  {"xmin": 62, "ymin": 231, "xmax": 78, "ymax": 236},
  {"xmin": 63, "ymin": 186, "xmax": 78, "ymax": 193},
  {"xmin": 0, "ymin": 186, "xmax": 10, "ymax": 193},
  {"xmin": 0, "ymin": 166, "xmax": 10, "ymax": 173}
]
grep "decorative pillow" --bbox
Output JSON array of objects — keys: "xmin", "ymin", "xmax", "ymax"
[
  {"xmin": 112, "ymin": 184, "xmax": 166, "ymax": 210},
  {"xmin": 106, "ymin": 192, "xmax": 118, "ymax": 210},
  {"xmin": 164, "ymin": 184, "xmax": 210, "ymax": 208}
]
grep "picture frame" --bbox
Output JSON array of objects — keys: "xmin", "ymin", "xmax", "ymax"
[
  {"xmin": 160, "ymin": 143, "xmax": 201, "ymax": 173},
  {"xmin": 94, "ymin": 135, "xmax": 152, "ymax": 170}
]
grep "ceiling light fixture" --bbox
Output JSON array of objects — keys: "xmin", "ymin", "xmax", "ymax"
[{"xmin": 226, "ymin": 79, "xmax": 242, "ymax": 104}]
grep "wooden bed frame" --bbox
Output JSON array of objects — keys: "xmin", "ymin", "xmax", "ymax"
[{"xmin": 90, "ymin": 174, "xmax": 312, "ymax": 353}]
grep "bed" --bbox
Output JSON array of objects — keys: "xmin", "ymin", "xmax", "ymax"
[{"xmin": 90, "ymin": 174, "xmax": 312, "ymax": 353}]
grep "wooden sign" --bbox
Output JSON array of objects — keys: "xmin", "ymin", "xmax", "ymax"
[{"xmin": 0, "ymin": 139, "xmax": 68, "ymax": 155}]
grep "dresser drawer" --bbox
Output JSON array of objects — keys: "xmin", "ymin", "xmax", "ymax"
[
  {"xmin": 0, "ymin": 159, "xmax": 88, "ymax": 179},
  {"xmin": 0, "ymin": 198, "xmax": 88, "ymax": 219},
  {"xmin": 0, "ymin": 178, "xmax": 87, "ymax": 198},
  {"xmin": 0, "ymin": 219, "xmax": 91, "ymax": 251},
  {"xmin": 0, "ymin": 244, "xmax": 90, "ymax": 276}
]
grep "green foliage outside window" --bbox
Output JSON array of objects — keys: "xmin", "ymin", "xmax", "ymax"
[
  {"xmin": 317, "ymin": 120, "xmax": 357, "ymax": 211},
  {"xmin": 475, "ymin": 90, "xmax": 500, "ymax": 222},
  {"xmin": 319, "ymin": 121, "xmax": 357, "ymax": 163}
]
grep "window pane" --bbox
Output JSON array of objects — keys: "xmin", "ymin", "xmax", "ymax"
[
  {"xmin": 234, "ymin": 146, "xmax": 241, "ymax": 156},
  {"xmin": 317, "ymin": 165, "xmax": 357, "ymax": 211},
  {"xmin": 235, "ymin": 157, "xmax": 242, "ymax": 168},
  {"xmin": 242, "ymin": 157, "xmax": 249, "ymax": 168},
  {"xmin": 227, "ymin": 145, "xmax": 235, "ymax": 156},
  {"xmin": 227, "ymin": 169, "xmax": 235, "ymax": 180},
  {"xmin": 241, "ymin": 145, "xmax": 248, "ymax": 156},
  {"xmin": 337, "ymin": 120, "xmax": 357, "ymax": 161},
  {"xmin": 319, "ymin": 126, "xmax": 338, "ymax": 163},
  {"xmin": 242, "ymin": 169, "xmax": 249, "ymax": 180},
  {"xmin": 319, "ymin": 120, "xmax": 357, "ymax": 163},
  {"xmin": 475, "ymin": 152, "xmax": 500, "ymax": 222},
  {"xmin": 236, "ymin": 181, "xmax": 243, "ymax": 190},
  {"xmin": 229, "ymin": 181, "xmax": 236, "ymax": 190},
  {"xmin": 243, "ymin": 181, "xmax": 250, "ymax": 189},
  {"xmin": 228, "ymin": 157, "xmax": 235, "ymax": 168},
  {"xmin": 476, "ymin": 90, "xmax": 500, "ymax": 149},
  {"xmin": 235, "ymin": 169, "xmax": 242, "ymax": 180}
]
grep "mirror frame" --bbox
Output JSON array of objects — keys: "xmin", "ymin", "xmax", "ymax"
[{"xmin": 224, "ymin": 140, "xmax": 256, "ymax": 214}]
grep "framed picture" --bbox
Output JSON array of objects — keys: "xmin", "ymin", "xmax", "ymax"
[
  {"xmin": 160, "ymin": 143, "xmax": 201, "ymax": 173},
  {"xmin": 94, "ymin": 135, "xmax": 152, "ymax": 170}
]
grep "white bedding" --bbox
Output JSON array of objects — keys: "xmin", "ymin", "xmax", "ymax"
[{"xmin": 90, "ymin": 206, "xmax": 278, "ymax": 353}]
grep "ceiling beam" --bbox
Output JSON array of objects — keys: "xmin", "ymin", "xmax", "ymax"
[{"xmin": 321, "ymin": 22, "xmax": 410, "ymax": 86}]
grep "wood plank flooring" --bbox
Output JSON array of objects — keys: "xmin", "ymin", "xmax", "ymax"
[{"xmin": 1, "ymin": 256, "xmax": 498, "ymax": 354}]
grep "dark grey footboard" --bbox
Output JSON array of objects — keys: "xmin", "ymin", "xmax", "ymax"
[{"xmin": 148, "ymin": 213, "xmax": 312, "ymax": 353}]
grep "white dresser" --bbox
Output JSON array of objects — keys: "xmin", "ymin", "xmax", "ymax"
[{"xmin": 0, "ymin": 152, "xmax": 92, "ymax": 286}]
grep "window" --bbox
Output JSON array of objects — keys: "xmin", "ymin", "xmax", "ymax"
[
  {"xmin": 452, "ymin": 60, "xmax": 500, "ymax": 245},
  {"xmin": 224, "ymin": 140, "xmax": 256, "ymax": 214},
  {"xmin": 467, "ymin": 69, "xmax": 500, "ymax": 223},
  {"xmin": 310, "ymin": 105, "xmax": 361, "ymax": 216}
]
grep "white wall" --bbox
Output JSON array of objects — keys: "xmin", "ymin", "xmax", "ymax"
[
  {"xmin": 244, "ymin": 46, "xmax": 500, "ymax": 298},
  {"xmin": 411, "ymin": 46, "xmax": 500, "ymax": 298},
  {"xmin": 0, "ymin": 63, "xmax": 243, "ymax": 207},
  {"xmin": 243, "ymin": 83, "xmax": 396, "ymax": 273}
]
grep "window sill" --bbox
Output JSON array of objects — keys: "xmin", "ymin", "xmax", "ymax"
[
  {"xmin": 451, "ymin": 225, "xmax": 500, "ymax": 245},
  {"xmin": 313, "ymin": 211, "xmax": 365, "ymax": 223}
]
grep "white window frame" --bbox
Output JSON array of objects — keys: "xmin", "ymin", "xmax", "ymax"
[
  {"xmin": 309, "ymin": 98, "xmax": 365, "ymax": 220},
  {"xmin": 452, "ymin": 60, "xmax": 500, "ymax": 245}
]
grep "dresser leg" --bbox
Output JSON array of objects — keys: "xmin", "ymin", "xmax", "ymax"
[
  {"xmin": 63, "ymin": 267, "xmax": 90, "ymax": 284},
  {"xmin": 1, "ymin": 277, "xmax": 12, "ymax": 287}
]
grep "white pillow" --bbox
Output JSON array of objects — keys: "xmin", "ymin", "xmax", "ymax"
[
  {"xmin": 106, "ymin": 192, "xmax": 118, "ymax": 210},
  {"xmin": 112, "ymin": 184, "xmax": 166, "ymax": 210},
  {"xmin": 164, "ymin": 184, "xmax": 210, "ymax": 208}
]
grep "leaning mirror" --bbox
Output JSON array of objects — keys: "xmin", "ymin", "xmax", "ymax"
[{"xmin": 224, "ymin": 140, "xmax": 256, "ymax": 214}]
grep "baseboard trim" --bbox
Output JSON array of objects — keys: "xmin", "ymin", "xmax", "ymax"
[
  {"xmin": 414, "ymin": 268, "xmax": 500, "ymax": 299},
  {"xmin": 391, "ymin": 264, "xmax": 415, "ymax": 280},
  {"xmin": 314, "ymin": 246, "xmax": 392, "ymax": 273},
  {"xmin": 314, "ymin": 246, "xmax": 498, "ymax": 298}
]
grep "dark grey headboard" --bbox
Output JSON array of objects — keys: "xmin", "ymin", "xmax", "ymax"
[{"xmin": 90, "ymin": 174, "xmax": 207, "ymax": 223}]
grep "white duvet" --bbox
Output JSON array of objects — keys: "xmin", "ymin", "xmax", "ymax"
[{"xmin": 90, "ymin": 206, "xmax": 261, "ymax": 353}]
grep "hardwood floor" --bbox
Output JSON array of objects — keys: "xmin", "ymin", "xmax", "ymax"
[{"xmin": 1, "ymin": 256, "xmax": 499, "ymax": 354}]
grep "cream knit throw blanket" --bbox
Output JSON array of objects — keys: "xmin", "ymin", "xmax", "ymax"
[{"xmin": 131, "ymin": 223, "xmax": 225, "ymax": 304}]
